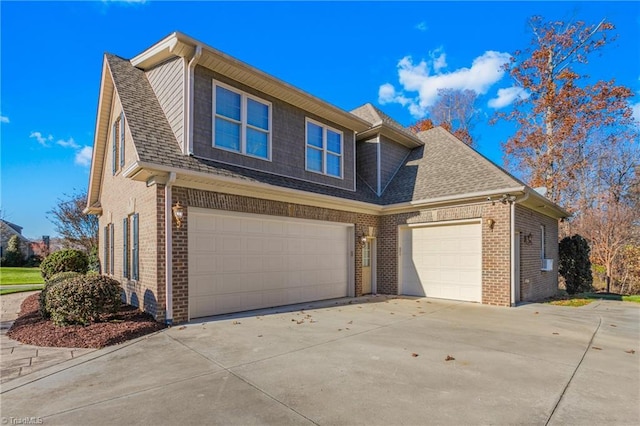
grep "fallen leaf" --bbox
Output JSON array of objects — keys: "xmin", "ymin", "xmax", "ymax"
[
  {"xmin": 625, "ymin": 349, "xmax": 635, "ymax": 354},
  {"xmin": 534, "ymin": 312, "xmax": 539, "ymax": 315},
  {"xmin": 592, "ymin": 346, "xmax": 602, "ymax": 350},
  {"xmin": 338, "ymin": 328, "xmax": 343, "ymax": 331},
  {"xmin": 257, "ymin": 335, "xmax": 263, "ymax": 338},
  {"xmin": 411, "ymin": 353, "xmax": 419, "ymax": 357},
  {"xmin": 346, "ymin": 328, "xmax": 350, "ymax": 330},
  {"xmin": 310, "ymin": 320, "xmax": 317, "ymax": 323},
  {"xmin": 291, "ymin": 319, "xmax": 296, "ymax": 322},
  {"xmin": 348, "ymin": 321, "xmax": 353, "ymax": 324},
  {"xmin": 445, "ymin": 355, "xmax": 455, "ymax": 361},
  {"xmin": 390, "ymin": 312, "xmax": 395, "ymax": 315},
  {"xmin": 233, "ymin": 321, "xmax": 241, "ymax": 325},
  {"xmin": 552, "ymin": 332, "xmax": 559, "ymax": 335},
  {"xmin": 610, "ymin": 324, "xmax": 617, "ymax": 327},
  {"xmin": 418, "ymin": 311, "xmax": 425, "ymax": 314},
  {"xmin": 296, "ymin": 320, "xmax": 304, "ymax": 324},
  {"xmin": 178, "ymin": 326, "xmax": 186, "ymax": 330}
]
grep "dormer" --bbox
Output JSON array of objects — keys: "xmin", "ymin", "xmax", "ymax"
[{"xmin": 351, "ymin": 103, "xmax": 423, "ymax": 196}]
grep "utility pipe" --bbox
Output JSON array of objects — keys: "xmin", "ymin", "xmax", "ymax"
[
  {"xmin": 165, "ymin": 172, "xmax": 177, "ymax": 325},
  {"xmin": 184, "ymin": 45, "xmax": 202, "ymax": 155}
]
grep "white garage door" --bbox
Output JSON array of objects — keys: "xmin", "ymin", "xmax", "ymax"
[
  {"xmin": 399, "ymin": 221, "xmax": 482, "ymax": 302},
  {"xmin": 188, "ymin": 208, "xmax": 351, "ymax": 318}
]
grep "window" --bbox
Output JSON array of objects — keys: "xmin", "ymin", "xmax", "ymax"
[
  {"xmin": 122, "ymin": 214, "xmax": 139, "ymax": 280},
  {"xmin": 213, "ymin": 82, "xmax": 271, "ymax": 160},
  {"xmin": 540, "ymin": 225, "xmax": 546, "ymax": 259},
  {"xmin": 112, "ymin": 113, "xmax": 125, "ymax": 174},
  {"xmin": 362, "ymin": 240, "xmax": 371, "ymax": 267},
  {"xmin": 305, "ymin": 119, "xmax": 342, "ymax": 178},
  {"xmin": 104, "ymin": 223, "xmax": 114, "ymax": 275}
]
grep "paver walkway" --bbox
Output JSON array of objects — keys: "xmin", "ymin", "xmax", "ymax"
[{"xmin": 0, "ymin": 291, "xmax": 95, "ymax": 383}]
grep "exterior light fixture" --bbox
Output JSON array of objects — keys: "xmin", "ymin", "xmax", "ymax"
[
  {"xmin": 486, "ymin": 218, "xmax": 495, "ymax": 230},
  {"xmin": 172, "ymin": 201, "xmax": 184, "ymax": 228}
]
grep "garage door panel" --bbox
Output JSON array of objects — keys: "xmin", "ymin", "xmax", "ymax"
[
  {"xmin": 189, "ymin": 210, "xmax": 350, "ymax": 318},
  {"xmin": 401, "ymin": 223, "xmax": 481, "ymax": 302}
]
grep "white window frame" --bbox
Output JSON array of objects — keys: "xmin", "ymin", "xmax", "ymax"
[
  {"xmin": 212, "ymin": 80, "xmax": 272, "ymax": 161},
  {"xmin": 305, "ymin": 117, "xmax": 343, "ymax": 179},
  {"xmin": 540, "ymin": 225, "xmax": 546, "ymax": 259}
]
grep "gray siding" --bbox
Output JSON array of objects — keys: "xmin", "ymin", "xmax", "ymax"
[
  {"xmin": 356, "ymin": 138, "xmax": 378, "ymax": 193},
  {"xmin": 192, "ymin": 65, "xmax": 355, "ymax": 191},
  {"xmin": 380, "ymin": 135, "xmax": 410, "ymax": 193},
  {"xmin": 146, "ymin": 57, "xmax": 184, "ymax": 149}
]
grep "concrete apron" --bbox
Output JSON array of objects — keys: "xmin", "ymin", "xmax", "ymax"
[{"xmin": 1, "ymin": 295, "xmax": 638, "ymax": 425}]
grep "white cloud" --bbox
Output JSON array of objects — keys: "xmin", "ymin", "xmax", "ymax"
[
  {"xmin": 30, "ymin": 131, "xmax": 53, "ymax": 146},
  {"xmin": 380, "ymin": 50, "xmax": 511, "ymax": 118},
  {"xmin": 488, "ymin": 86, "xmax": 530, "ymax": 109},
  {"xmin": 57, "ymin": 137, "xmax": 80, "ymax": 149},
  {"xmin": 415, "ymin": 22, "xmax": 428, "ymax": 31},
  {"xmin": 75, "ymin": 146, "xmax": 93, "ymax": 167},
  {"xmin": 0, "ymin": 115, "xmax": 9, "ymax": 124}
]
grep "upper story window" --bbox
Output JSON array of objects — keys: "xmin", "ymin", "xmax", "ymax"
[
  {"xmin": 305, "ymin": 119, "xmax": 343, "ymax": 178},
  {"xmin": 213, "ymin": 81, "xmax": 271, "ymax": 160}
]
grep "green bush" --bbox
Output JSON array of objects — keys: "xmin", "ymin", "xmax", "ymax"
[
  {"xmin": 559, "ymin": 234, "xmax": 593, "ymax": 294},
  {"xmin": 45, "ymin": 275, "xmax": 122, "ymax": 326},
  {"xmin": 25, "ymin": 254, "xmax": 43, "ymax": 267},
  {"xmin": 40, "ymin": 249, "xmax": 89, "ymax": 281},
  {"xmin": 39, "ymin": 271, "xmax": 85, "ymax": 318},
  {"xmin": 1, "ymin": 235, "xmax": 25, "ymax": 267},
  {"xmin": 88, "ymin": 245, "xmax": 101, "ymax": 273}
]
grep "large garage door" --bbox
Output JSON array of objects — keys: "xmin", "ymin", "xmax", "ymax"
[
  {"xmin": 399, "ymin": 221, "xmax": 481, "ymax": 302},
  {"xmin": 188, "ymin": 208, "xmax": 351, "ymax": 318}
]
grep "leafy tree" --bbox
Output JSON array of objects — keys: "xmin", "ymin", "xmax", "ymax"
[
  {"xmin": 409, "ymin": 88, "xmax": 478, "ymax": 146},
  {"xmin": 493, "ymin": 16, "xmax": 636, "ymax": 205},
  {"xmin": 47, "ymin": 191, "xmax": 98, "ymax": 253},
  {"xmin": 1, "ymin": 235, "xmax": 25, "ymax": 267},
  {"xmin": 559, "ymin": 235, "xmax": 593, "ymax": 294}
]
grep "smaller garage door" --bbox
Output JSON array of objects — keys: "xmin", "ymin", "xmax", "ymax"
[
  {"xmin": 189, "ymin": 208, "xmax": 352, "ymax": 318},
  {"xmin": 399, "ymin": 221, "xmax": 482, "ymax": 302}
]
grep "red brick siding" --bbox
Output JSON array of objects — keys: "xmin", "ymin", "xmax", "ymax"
[{"xmin": 515, "ymin": 204, "xmax": 559, "ymax": 301}]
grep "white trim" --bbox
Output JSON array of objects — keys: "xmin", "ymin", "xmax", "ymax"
[
  {"xmin": 212, "ymin": 79, "xmax": 272, "ymax": 161},
  {"xmin": 376, "ymin": 135, "xmax": 381, "ymax": 195},
  {"xmin": 406, "ymin": 218, "xmax": 482, "ymax": 228},
  {"xmin": 305, "ymin": 117, "xmax": 343, "ymax": 179}
]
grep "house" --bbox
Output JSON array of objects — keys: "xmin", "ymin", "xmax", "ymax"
[
  {"xmin": 0, "ymin": 219, "xmax": 32, "ymax": 259},
  {"xmin": 86, "ymin": 32, "xmax": 568, "ymax": 324}
]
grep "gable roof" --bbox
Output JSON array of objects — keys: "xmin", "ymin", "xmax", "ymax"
[
  {"xmin": 351, "ymin": 103, "xmax": 423, "ymax": 148},
  {"xmin": 87, "ymin": 35, "xmax": 568, "ymax": 219}
]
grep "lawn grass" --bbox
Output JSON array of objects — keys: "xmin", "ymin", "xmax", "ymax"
[
  {"xmin": 0, "ymin": 285, "xmax": 43, "ymax": 296},
  {"xmin": 548, "ymin": 292, "xmax": 640, "ymax": 306},
  {"xmin": 0, "ymin": 267, "xmax": 44, "ymax": 285}
]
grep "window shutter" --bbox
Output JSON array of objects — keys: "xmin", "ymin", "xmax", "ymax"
[
  {"xmin": 132, "ymin": 213, "xmax": 139, "ymax": 281},
  {"xmin": 120, "ymin": 113, "xmax": 125, "ymax": 167},
  {"xmin": 103, "ymin": 226, "xmax": 109, "ymax": 274},
  {"xmin": 123, "ymin": 218, "xmax": 129, "ymax": 279},
  {"xmin": 110, "ymin": 224, "xmax": 114, "ymax": 275},
  {"xmin": 112, "ymin": 122, "xmax": 117, "ymax": 175}
]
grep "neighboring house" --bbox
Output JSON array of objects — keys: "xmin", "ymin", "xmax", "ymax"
[
  {"xmin": 0, "ymin": 219, "xmax": 32, "ymax": 259},
  {"xmin": 86, "ymin": 32, "xmax": 568, "ymax": 324}
]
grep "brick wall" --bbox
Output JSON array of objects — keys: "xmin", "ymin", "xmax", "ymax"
[
  {"xmin": 515, "ymin": 204, "xmax": 559, "ymax": 301},
  {"xmin": 162, "ymin": 187, "xmax": 378, "ymax": 323},
  {"xmin": 98, "ymin": 94, "xmax": 160, "ymax": 319},
  {"xmin": 481, "ymin": 202, "xmax": 512, "ymax": 306},
  {"xmin": 378, "ymin": 202, "xmax": 512, "ymax": 306}
]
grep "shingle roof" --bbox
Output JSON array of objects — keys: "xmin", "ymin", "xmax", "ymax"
[
  {"xmin": 107, "ymin": 55, "xmax": 527, "ymax": 208},
  {"xmin": 350, "ymin": 103, "xmax": 419, "ymax": 142},
  {"xmin": 106, "ymin": 54, "xmax": 379, "ymax": 203},
  {"xmin": 379, "ymin": 127, "xmax": 525, "ymax": 205}
]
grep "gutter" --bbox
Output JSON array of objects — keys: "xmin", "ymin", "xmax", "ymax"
[
  {"xmin": 165, "ymin": 172, "xmax": 177, "ymax": 325},
  {"xmin": 184, "ymin": 45, "xmax": 202, "ymax": 155}
]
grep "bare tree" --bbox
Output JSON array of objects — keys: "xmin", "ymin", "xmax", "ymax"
[{"xmin": 47, "ymin": 191, "xmax": 98, "ymax": 253}]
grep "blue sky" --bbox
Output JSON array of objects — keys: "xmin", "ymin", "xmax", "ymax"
[{"xmin": 1, "ymin": 1, "xmax": 638, "ymax": 239}]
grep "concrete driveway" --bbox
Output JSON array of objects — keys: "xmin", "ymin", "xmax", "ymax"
[{"xmin": 1, "ymin": 296, "xmax": 639, "ymax": 425}]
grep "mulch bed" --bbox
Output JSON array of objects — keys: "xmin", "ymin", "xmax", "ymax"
[{"xmin": 7, "ymin": 293, "xmax": 166, "ymax": 349}]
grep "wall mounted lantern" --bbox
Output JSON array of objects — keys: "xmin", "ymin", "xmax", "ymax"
[
  {"xmin": 172, "ymin": 201, "xmax": 184, "ymax": 228},
  {"xmin": 486, "ymin": 218, "xmax": 496, "ymax": 230}
]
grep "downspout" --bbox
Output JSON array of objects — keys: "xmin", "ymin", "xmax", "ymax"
[
  {"xmin": 510, "ymin": 191, "xmax": 530, "ymax": 306},
  {"xmin": 184, "ymin": 45, "xmax": 202, "ymax": 155},
  {"xmin": 165, "ymin": 172, "xmax": 177, "ymax": 325}
]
